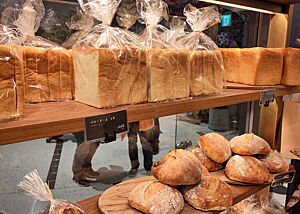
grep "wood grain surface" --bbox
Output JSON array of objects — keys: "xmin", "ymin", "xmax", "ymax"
[
  {"xmin": 97, "ymin": 176, "xmax": 269, "ymax": 214},
  {"xmin": 1, "ymin": 87, "xmax": 299, "ymax": 146}
]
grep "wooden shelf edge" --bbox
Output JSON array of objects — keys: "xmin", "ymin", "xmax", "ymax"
[{"xmin": 0, "ymin": 87, "xmax": 299, "ymax": 146}]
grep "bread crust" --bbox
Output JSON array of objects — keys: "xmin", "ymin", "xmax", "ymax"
[
  {"xmin": 198, "ymin": 133, "xmax": 231, "ymax": 163},
  {"xmin": 189, "ymin": 145, "xmax": 222, "ymax": 171},
  {"xmin": 128, "ymin": 180, "xmax": 184, "ymax": 214},
  {"xmin": 230, "ymin": 133, "xmax": 271, "ymax": 155},
  {"xmin": 151, "ymin": 149, "xmax": 202, "ymax": 185},
  {"xmin": 281, "ymin": 48, "xmax": 300, "ymax": 86},
  {"xmin": 182, "ymin": 176, "xmax": 233, "ymax": 211},
  {"xmin": 258, "ymin": 150, "xmax": 289, "ymax": 174},
  {"xmin": 225, "ymin": 155, "xmax": 269, "ymax": 184}
]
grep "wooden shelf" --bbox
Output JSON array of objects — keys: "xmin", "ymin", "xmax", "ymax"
[
  {"xmin": 0, "ymin": 86, "xmax": 299, "ymax": 146},
  {"xmin": 76, "ymin": 183, "xmax": 269, "ymax": 214}
]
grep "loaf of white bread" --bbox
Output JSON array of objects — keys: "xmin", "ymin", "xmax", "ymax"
[
  {"xmin": 190, "ymin": 50, "xmax": 223, "ymax": 96},
  {"xmin": 149, "ymin": 49, "xmax": 190, "ymax": 102},
  {"xmin": 73, "ymin": 47, "xmax": 147, "ymax": 108},
  {"xmin": 23, "ymin": 46, "xmax": 73, "ymax": 103},
  {"xmin": 221, "ymin": 48, "xmax": 283, "ymax": 86},
  {"xmin": 0, "ymin": 45, "xmax": 25, "ymax": 121},
  {"xmin": 281, "ymin": 48, "xmax": 300, "ymax": 86}
]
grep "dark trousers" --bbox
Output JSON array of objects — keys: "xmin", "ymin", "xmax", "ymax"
[{"xmin": 72, "ymin": 132, "xmax": 100, "ymax": 177}]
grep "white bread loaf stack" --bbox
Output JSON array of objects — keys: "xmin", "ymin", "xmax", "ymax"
[
  {"xmin": 0, "ymin": 45, "xmax": 25, "ymax": 121},
  {"xmin": 281, "ymin": 48, "xmax": 300, "ymax": 86},
  {"xmin": 149, "ymin": 49, "xmax": 190, "ymax": 102},
  {"xmin": 73, "ymin": 47, "xmax": 147, "ymax": 108},
  {"xmin": 22, "ymin": 46, "xmax": 73, "ymax": 103},
  {"xmin": 220, "ymin": 48, "xmax": 283, "ymax": 86},
  {"xmin": 190, "ymin": 50, "xmax": 224, "ymax": 96}
]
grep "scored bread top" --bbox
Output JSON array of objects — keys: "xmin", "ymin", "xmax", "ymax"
[
  {"xmin": 182, "ymin": 176, "xmax": 233, "ymax": 211},
  {"xmin": 151, "ymin": 149, "xmax": 202, "ymax": 186},
  {"xmin": 258, "ymin": 150, "xmax": 289, "ymax": 174},
  {"xmin": 198, "ymin": 133, "xmax": 232, "ymax": 163},
  {"xmin": 189, "ymin": 145, "xmax": 222, "ymax": 171},
  {"xmin": 225, "ymin": 155, "xmax": 269, "ymax": 184},
  {"xmin": 128, "ymin": 180, "xmax": 184, "ymax": 214},
  {"xmin": 230, "ymin": 133, "xmax": 271, "ymax": 155}
]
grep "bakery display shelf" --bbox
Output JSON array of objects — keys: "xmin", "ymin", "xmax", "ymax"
[
  {"xmin": 76, "ymin": 176, "xmax": 268, "ymax": 214},
  {"xmin": 1, "ymin": 86, "xmax": 300, "ymax": 146}
]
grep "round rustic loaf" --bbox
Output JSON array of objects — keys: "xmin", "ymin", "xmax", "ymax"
[
  {"xmin": 182, "ymin": 176, "xmax": 233, "ymax": 211},
  {"xmin": 198, "ymin": 133, "xmax": 232, "ymax": 163},
  {"xmin": 128, "ymin": 180, "xmax": 184, "ymax": 214},
  {"xmin": 230, "ymin": 133, "xmax": 271, "ymax": 155},
  {"xmin": 189, "ymin": 145, "xmax": 223, "ymax": 171},
  {"xmin": 225, "ymin": 155, "xmax": 269, "ymax": 184},
  {"xmin": 151, "ymin": 149, "xmax": 202, "ymax": 185},
  {"xmin": 258, "ymin": 150, "xmax": 289, "ymax": 173}
]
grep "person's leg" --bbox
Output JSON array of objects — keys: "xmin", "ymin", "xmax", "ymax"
[
  {"xmin": 72, "ymin": 132, "xmax": 100, "ymax": 180},
  {"xmin": 139, "ymin": 134, "xmax": 153, "ymax": 172},
  {"xmin": 128, "ymin": 122, "xmax": 139, "ymax": 176}
]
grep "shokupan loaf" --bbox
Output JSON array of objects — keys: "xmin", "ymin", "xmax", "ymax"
[
  {"xmin": 128, "ymin": 180, "xmax": 184, "ymax": 214},
  {"xmin": 225, "ymin": 155, "xmax": 269, "ymax": 184},
  {"xmin": 189, "ymin": 145, "xmax": 222, "ymax": 171},
  {"xmin": 0, "ymin": 45, "xmax": 24, "ymax": 120},
  {"xmin": 198, "ymin": 133, "xmax": 232, "ymax": 163},
  {"xmin": 149, "ymin": 49, "xmax": 190, "ymax": 102},
  {"xmin": 48, "ymin": 47, "xmax": 62, "ymax": 101},
  {"xmin": 73, "ymin": 47, "xmax": 147, "ymax": 108},
  {"xmin": 151, "ymin": 149, "xmax": 202, "ymax": 186},
  {"xmin": 258, "ymin": 150, "xmax": 289, "ymax": 174},
  {"xmin": 240, "ymin": 48, "xmax": 283, "ymax": 85},
  {"xmin": 190, "ymin": 50, "xmax": 223, "ymax": 96},
  {"xmin": 182, "ymin": 176, "xmax": 233, "ymax": 211},
  {"xmin": 60, "ymin": 48, "xmax": 72, "ymax": 100},
  {"xmin": 281, "ymin": 48, "xmax": 300, "ymax": 86},
  {"xmin": 36, "ymin": 47, "xmax": 50, "ymax": 101},
  {"xmin": 220, "ymin": 48, "xmax": 241, "ymax": 83},
  {"xmin": 68, "ymin": 49, "xmax": 75, "ymax": 98},
  {"xmin": 230, "ymin": 133, "xmax": 271, "ymax": 155},
  {"xmin": 23, "ymin": 46, "xmax": 41, "ymax": 103}
]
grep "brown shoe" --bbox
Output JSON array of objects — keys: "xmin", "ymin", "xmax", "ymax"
[{"xmin": 84, "ymin": 167, "xmax": 100, "ymax": 179}]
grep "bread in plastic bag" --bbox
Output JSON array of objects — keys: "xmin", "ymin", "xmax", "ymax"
[
  {"xmin": 18, "ymin": 169, "xmax": 84, "ymax": 214},
  {"xmin": 1, "ymin": 0, "xmax": 73, "ymax": 103},
  {"xmin": 136, "ymin": 0, "xmax": 190, "ymax": 102},
  {"xmin": 0, "ymin": 24, "xmax": 25, "ymax": 121},
  {"xmin": 73, "ymin": 0, "xmax": 147, "ymax": 108},
  {"xmin": 179, "ymin": 4, "xmax": 225, "ymax": 96}
]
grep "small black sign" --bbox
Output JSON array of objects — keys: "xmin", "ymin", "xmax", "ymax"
[
  {"xmin": 271, "ymin": 170, "xmax": 296, "ymax": 187},
  {"xmin": 84, "ymin": 110, "xmax": 128, "ymax": 143}
]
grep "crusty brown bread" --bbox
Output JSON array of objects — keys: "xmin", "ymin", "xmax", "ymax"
[
  {"xmin": 220, "ymin": 48, "xmax": 241, "ymax": 83},
  {"xmin": 198, "ymin": 133, "xmax": 232, "ymax": 163},
  {"xmin": 201, "ymin": 164, "xmax": 210, "ymax": 176},
  {"xmin": 230, "ymin": 133, "xmax": 271, "ymax": 155},
  {"xmin": 60, "ymin": 48, "xmax": 72, "ymax": 100},
  {"xmin": 225, "ymin": 155, "xmax": 269, "ymax": 184},
  {"xmin": 182, "ymin": 176, "xmax": 233, "ymax": 211},
  {"xmin": 281, "ymin": 48, "xmax": 300, "ymax": 86},
  {"xmin": 128, "ymin": 180, "xmax": 184, "ymax": 214},
  {"xmin": 48, "ymin": 47, "xmax": 62, "ymax": 101},
  {"xmin": 189, "ymin": 145, "xmax": 222, "ymax": 171},
  {"xmin": 151, "ymin": 149, "xmax": 202, "ymax": 185},
  {"xmin": 258, "ymin": 150, "xmax": 289, "ymax": 174}
]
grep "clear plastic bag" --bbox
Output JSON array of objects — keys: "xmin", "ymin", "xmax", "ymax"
[
  {"xmin": 18, "ymin": 169, "xmax": 84, "ymax": 214},
  {"xmin": 1, "ymin": 0, "xmax": 73, "ymax": 103},
  {"xmin": 136, "ymin": 0, "xmax": 190, "ymax": 102},
  {"xmin": 0, "ymin": 24, "xmax": 25, "ymax": 121},
  {"xmin": 179, "ymin": 4, "xmax": 225, "ymax": 96},
  {"xmin": 73, "ymin": 0, "xmax": 147, "ymax": 108}
]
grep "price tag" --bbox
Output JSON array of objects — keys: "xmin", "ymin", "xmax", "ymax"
[
  {"xmin": 271, "ymin": 170, "xmax": 296, "ymax": 187},
  {"xmin": 84, "ymin": 110, "xmax": 128, "ymax": 143}
]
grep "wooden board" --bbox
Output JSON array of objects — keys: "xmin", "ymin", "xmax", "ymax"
[
  {"xmin": 226, "ymin": 82, "xmax": 287, "ymax": 90},
  {"xmin": 98, "ymin": 176, "xmax": 269, "ymax": 214},
  {"xmin": 0, "ymin": 87, "xmax": 300, "ymax": 146}
]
